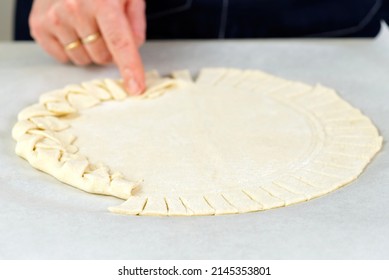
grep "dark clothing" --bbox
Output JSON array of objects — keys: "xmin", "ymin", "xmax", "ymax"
[
  {"xmin": 146, "ymin": 0, "xmax": 386, "ymax": 38},
  {"xmin": 14, "ymin": 0, "xmax": 34, "ymax": 41},
  {"xmin": 15, "ymin": 0, "xmax": 389, "ymax": 40}
]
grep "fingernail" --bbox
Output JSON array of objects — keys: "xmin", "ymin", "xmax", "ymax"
[{"xmin": 127, "ymin": 78, "xmax": 141, "ymax": 95}]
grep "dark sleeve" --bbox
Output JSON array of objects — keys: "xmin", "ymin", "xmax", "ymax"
[
  {"xmin": 14, "ymin": 0, "xmax": 34, "ymax": 41},
  {"xmin": 382, "ymin": 0, "xmax": 389, "ymax": 24},
  {"xmin": 13, "ymin": 0, "xmax": 388, "ymax": 40},
  {"xmin": 146, "ymin": 0, "xmax": 385, "ymax": 39}
]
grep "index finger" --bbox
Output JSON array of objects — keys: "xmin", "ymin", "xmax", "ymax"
[{"xmin": 96, "ymin": 2, "xmax": 145, "ymax": 95}]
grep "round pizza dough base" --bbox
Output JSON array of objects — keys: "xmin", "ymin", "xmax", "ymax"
[{"xmin": 12, "ymin": 68, "xmax": 383, "ymax": 216}]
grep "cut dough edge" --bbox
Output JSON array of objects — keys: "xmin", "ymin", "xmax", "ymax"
[{"xmin": 12, "ymin": 68, "xmax": 383, "ymax": 216}]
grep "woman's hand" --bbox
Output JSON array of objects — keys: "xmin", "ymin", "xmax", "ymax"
[{"xmin": 29, "ymin": 0, "xmax": 146, "ymax": 94}]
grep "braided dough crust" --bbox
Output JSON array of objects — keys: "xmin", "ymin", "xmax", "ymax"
[{"xmin": 12, "ymin": 68, "xmax": 382, "ymax": 216}]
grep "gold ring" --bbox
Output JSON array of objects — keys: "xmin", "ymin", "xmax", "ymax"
[
  {"xmin": 81, "ymin": 32, "xmax": 101, "ymax": 45},
  {"xmin": 64, "ymin": 40, "xmax": 81, "ymax": 51}
]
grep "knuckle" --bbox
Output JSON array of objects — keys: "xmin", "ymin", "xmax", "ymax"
[
  {"xmin": 28, "ymin": 13, "xmax": 39, "ymax": 28},
  {"xmin": 109, "ymin": 33, "xmax": 132, "ymax": 51},
  {"xmin": 97, "ymin": 0, "xmax": 116, "ymax": 8},
  {"xmin": 29, "ymin": 17, "xmax": 42, "ymax": 38},
  {"xmin": 28, "ymin": 13, "xmax": 38, "ymax": 29},
  {"xmin": 47, "ymin": 7, "xmax": 61, "ymax": 26},
  {"xmin": 96, "ymin": 1, "xmax": 120, "ymax": 18},
  {"xmin": 64, "ymin": 0, "xmax": 81, "ymax": 13}
]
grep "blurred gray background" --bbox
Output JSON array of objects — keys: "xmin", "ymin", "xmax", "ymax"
[{"xmin": 0, "ymin": 0, "xmax": 16, "ymax": 41}]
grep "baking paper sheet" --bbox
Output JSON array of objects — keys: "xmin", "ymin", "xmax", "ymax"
[{"xmin": 0, "ymin": 24, "xmax": 388, "ymax": 259}]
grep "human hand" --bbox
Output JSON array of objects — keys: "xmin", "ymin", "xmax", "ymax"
[{"xmin": 29, "ymin": 0, "xmax": 146, "ymax": 94}]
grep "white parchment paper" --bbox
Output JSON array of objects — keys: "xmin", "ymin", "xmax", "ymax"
[{"xmin": 0, "ymin": 25, "xmax": 388, "ymax": 259}]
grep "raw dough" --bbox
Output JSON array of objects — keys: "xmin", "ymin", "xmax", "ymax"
[{"xmin": 12, "ymin": 68, "xmax": 383, "ymax": 216}]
